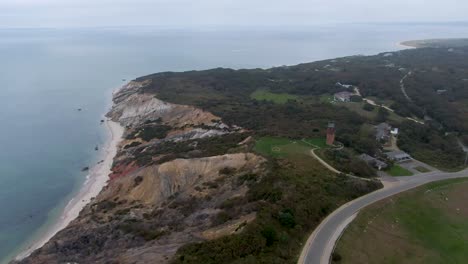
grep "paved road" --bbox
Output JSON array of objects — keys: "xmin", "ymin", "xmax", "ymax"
[{"xmin": 298, "ymin": 168, "xmax": 468, "ymax": 264}]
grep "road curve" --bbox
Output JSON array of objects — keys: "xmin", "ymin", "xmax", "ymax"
[{"xmin": 298, "ymin": 168, "xmax": 468, "ymax": 264}]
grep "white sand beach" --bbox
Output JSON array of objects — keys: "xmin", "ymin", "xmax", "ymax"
[
  {"xmin": 398, "ymin": 41, "xmax": 417, "ymax": 49},
  {"xmin": 15, "ymin": 119, "xmax": 124, "ymax": 260}
]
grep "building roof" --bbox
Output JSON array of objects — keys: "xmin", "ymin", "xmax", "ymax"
[
  {"xmin": 358, "ymin": 153, "xmax": 375, "ymax": 162},
  {"xmin": 385, "ymin": 150, "xmax": 411, "ymax": 159},
  {"xmin": 375, "ymin": 122, "xmax": 391, "ymax": 140},
  {"xmin": 334, "ymin": 91, "xmax": 354, "ymax": 100},
  {"xmin": 358, "ymin": 154, "xmax": 388, "ymax": 168}
]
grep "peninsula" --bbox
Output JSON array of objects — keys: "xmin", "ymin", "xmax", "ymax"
[{"xmin": 17, "ymin": 41, "xmax": 468, "ymax": 264}]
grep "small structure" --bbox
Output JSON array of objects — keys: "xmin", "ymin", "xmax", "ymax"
[
  {"xmin": 386, "ymin": 150, "xmax": 412, "ymax": 162},
  {"xmin": 335, "ymin": 82, "xmax": 354, "ymax": 89},
  {"xmin": 326, "ymin": 122, "xmax": 336, "ymax": 146},
  {"xmin": 358, "ymin": 154, "xmax": 388, "ymax": 170},
  {"xmin": 334, "ymin": 91, "xmax": 354, "ymax": 102},
  {"xmin": 375, "ymin": 122, "xmax": 392, "ymax": 142},
  {"xmin": 391, "ymin": 128, "xmax": 399, "ymax": 136},
  {"xmin": 436, "ymin": 89, "xmax": 447, "ymax": 94}
]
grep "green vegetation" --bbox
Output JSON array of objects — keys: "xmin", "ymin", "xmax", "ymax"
[
  {"xmin": 414, "ymin": 166, "xmax": 431, "ymax": 173},
  {"xmin": 302, "ymin": 138, "xmax": 328, "ymax": 148},
  {"xmin": 173, "ymin": 155, "xmax": 382, "ymax": 264},
  {"xmin": 334, "ymin": 178, "xmax": 468, "ymax": 264},
  {"xmin": 385, "ymin": 164, "xmax": 414, "ymax": 176},
  {"xmin": 130, "ymin": 46, "xmax": 468, "ymax": 262},
  {"xmin": 250, "ymin": 89, "xmax": 299, "ymax": 104},
  {"xmin": 320, "ymin": 94, "xmax": 334, "ymax": 103},
  {"xmin": 398, "ymin": 121, "xmax": 466, "ymax": 171},
  {"xmin": 320, "ymin": 148, "xmax": 377, "ymax": 178},
  {"xmin": 362, "ymin": 103, "xmax": 375, "ymax": 111},
  {"xmin": 125, "ymin": 133, "xmax": 252, "ymax": 166},
  {"xmin": 126, "ymin": 124, "xmax": 172, "ymax": 142},
  {"xmin": 254, "ymin": 137, "xmax": 326, "ymax": 157}
]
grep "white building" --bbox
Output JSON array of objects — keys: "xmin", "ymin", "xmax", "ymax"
[{"xmin": 334, "ymin": 91, "xmax": 354, "ymax": 102}]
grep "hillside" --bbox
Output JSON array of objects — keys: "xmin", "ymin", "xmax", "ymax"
[{"xmin": 19, "ymin": 44, "xmax": 468, "ymax": 263}]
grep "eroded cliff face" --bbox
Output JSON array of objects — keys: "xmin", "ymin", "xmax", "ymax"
[{"xmin": 19, "ymin": 80, "xmax": 265, "ymax": 264}]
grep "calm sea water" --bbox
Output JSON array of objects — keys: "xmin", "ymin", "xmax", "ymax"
[{"xmin": 0, "ymin": 23, "xmax": 467, "ymax": 263}]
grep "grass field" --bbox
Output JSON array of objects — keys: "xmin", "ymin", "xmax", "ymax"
[
  {"xmin": 338, "ymin": 101, "xmax": 404, "ymax": 123},
  {"xmin": 319, "ymin": 94, "xmax": 334, "ymax": 103},
  {"xmin": 414, "ymin": 166, "xmax": 431, "ymax": 173},
  {"xmin": 385, "ymin": 164, "xmax": 414, "ymax": 176},
  {"xmin": 254, "ymin": 136, "xmax": 326, "ymax": 157},
  {"xmin": 334, "ymin": 178, "xmax": 468, "ymax": 264},
  {"xmin": 250, "ymin": 89, "xmax": 298, "ymax": 104}
]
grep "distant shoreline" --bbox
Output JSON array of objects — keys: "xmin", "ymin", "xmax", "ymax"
[
  {"xmin": 400, "ymin": 40, "xmax": 420, "ymax": 48},
  {"xmin": 14, "ymin": 117, "xmax": 124, "ymax": 261},
  {"xmin": 400, "ymin": 38, "xmax": 468, "ymax": 48},
  {"xmin": 397, "ymin": 41, "xmax": 416, "ymax": 49}
]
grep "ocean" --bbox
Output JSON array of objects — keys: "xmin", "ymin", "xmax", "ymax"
[{"xmin": 0, "ymin": 23, "xmax": 467, "ymax": 263}]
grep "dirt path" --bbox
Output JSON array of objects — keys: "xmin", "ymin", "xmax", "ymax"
[
  {"xmin": 400, "ymin": 71, "xmax": 413, "ymax": 102},
  {"xmin": 355, "ymin": 85, "xmax": 424, "ymax": 125}
]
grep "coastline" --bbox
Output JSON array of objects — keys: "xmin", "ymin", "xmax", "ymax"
[
  {"xmin": 14, "ymin": 119, "xmax": 124, "ymax": 261},
  {"xmin": 397, "ymin": 41, "xmax": 416, "ymax": 49}
]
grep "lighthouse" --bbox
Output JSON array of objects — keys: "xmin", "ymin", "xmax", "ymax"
[{"xmin": 326, "ymin": 122, "xmax": 336, "ymax": 146}]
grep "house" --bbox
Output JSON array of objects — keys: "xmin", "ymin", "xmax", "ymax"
[
  {"xmin": 391, "ymin": 128, "xmax": 399, "ymax": 136},
  {"xmin": 335, "ymin": 82, "xmax": 354, "ymax": 89},
  {"xmin": 386, "ymin": 150, "xmax": 412, "ymax": 162},
  {"xmin": 358, "ymin": 154, "xmax": 388, "ymax": 170},
  {"xmin": 334, "ymin": 91, "xmax": 354, "ymax": 102},
  {"xmin": 375, "ymin": 122, "xmax": 392, "ymax": 142}
]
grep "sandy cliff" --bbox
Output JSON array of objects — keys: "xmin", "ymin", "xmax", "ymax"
[{"xmin": 18, "ymin": 80, "xmax": 265, "ymax": 264}]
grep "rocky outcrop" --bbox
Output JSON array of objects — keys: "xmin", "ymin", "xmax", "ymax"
[{"xmin": 19, "ymin": 81, "xmax": 265, "ymax": 264}]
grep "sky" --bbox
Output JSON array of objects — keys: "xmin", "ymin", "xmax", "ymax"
[{"xmin": 1, "ymin": 0, "xmax": 467, "ymax": 28}]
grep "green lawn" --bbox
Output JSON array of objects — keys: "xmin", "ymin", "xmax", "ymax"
[
  {"xmin": 339, "ymin": 101, "xmax": 404, "ymax": 123},
  {"xmin": 250, "ymin": 90, "xmax": 298, "ymax": 104},
  {"xmin": 414, "ymin": 166, "xmax": 431, "ymax": 173},
  {"xmin": 385, "ymin": 164, "xmax": 414, "ymax": 176},
  {"xmin": 302, "ymin": 138, "xmax": 328, "ymax": 148},
  {"xmin": 254, "ymin": 137, "xmax": 326, "ymax": 157},
  {"xmin": 319, "ymin": 94, "xmax": 334, "ymax": 104},
  {"xmin": 334, "ymin": 178, "xmax": 468, "ymax": 264}
]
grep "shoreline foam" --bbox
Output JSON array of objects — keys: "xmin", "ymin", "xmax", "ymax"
[{"xmin": 14, "ymin": 119, "xmax": 124, "ymax": 261}]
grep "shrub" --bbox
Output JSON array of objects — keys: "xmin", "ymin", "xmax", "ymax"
[
  {"xmin": 362, "ymin": 103, "xmax": 375, "ymax": 111},
  {"xmin": 124, "ymin": 141, "xmax": 142, "ymax": 149},
  {"xmin": 261, "ymin": 226, "xmax": 278, "ymax": 246},
  {"xmin": 219, "ymin": 167, "xmax": 236, "ymax": 175},
  {"xmin": 213, "ymin": 211, "xmax": 232, "ymax": 225},
  {"xmin": 278, "ymin": 209, "xmax": 296, "ymax": 228},
  {"xmin": 133, "ymin": 176, "xmax": 143, "ymax": 187},
  {"xmin": 332, "ymin": 252, "xmax": 342, "ymax": 262},
  {"xmin": 350, "ymin": 95, "xmax": 362, "ymax": 102}
]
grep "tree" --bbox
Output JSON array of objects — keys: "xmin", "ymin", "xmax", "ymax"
[
  {"xmin": 375, "ymin": 107, "xmax": 389, "ymax": 123},
  {"xmin": 350, "ymin": 95, "xmax": 363, "ymax": 102},
  {"xmin": 362, "ymin": 103, "xmax": 375, "ymax": 112}
]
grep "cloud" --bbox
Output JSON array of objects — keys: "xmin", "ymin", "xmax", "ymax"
[{"xmin": 0, "ymin": 0, "xmax": 467, "ymax": 28}]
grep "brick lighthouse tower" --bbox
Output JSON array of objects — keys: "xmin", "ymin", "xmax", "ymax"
[{"xmin": 326, "ymin": 122, "xmax": 336, "ymax": 146}]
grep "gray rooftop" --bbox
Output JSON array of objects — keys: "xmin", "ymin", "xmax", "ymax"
[
  {"xmin": 385, "ymin": 150, "xmax": 411, "ymax": 159},
  {"xmin": 376, "ymin": 122, "xmax": 391, "ymax": 140}
]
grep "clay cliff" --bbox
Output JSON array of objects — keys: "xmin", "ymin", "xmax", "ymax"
[{"xmin": 19, "ymin": 80, "xmax": 265, "ymax": 264}]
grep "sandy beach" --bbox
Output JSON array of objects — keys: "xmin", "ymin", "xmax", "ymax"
[
  {"xmin": 396, "ymin": 41, "xmax": 415, "ymax": 49},
  {"xmin": 15, "ymin": 119, "xmax": 124, "ymax": 261}
]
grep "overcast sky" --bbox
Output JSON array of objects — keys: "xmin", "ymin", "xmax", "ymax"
[{"xmin": 1, "ymin": 0, "xmax": 467, "ymax": 28}]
